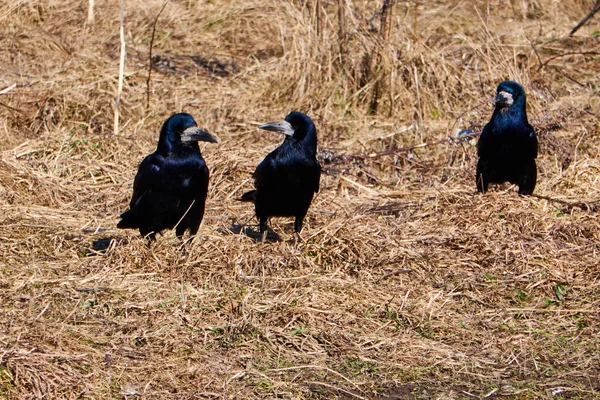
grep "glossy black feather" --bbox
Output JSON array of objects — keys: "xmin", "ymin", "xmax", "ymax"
[
  {"xmin": 476, "ymin": 81, "xmax": 538, "ymax": 195},
  {"xmin": 118, "ymin": 113, "xmax": 212, "ymax": 240},
  {"xmin": 242, "ymin": 111, "xmax": 321, "ymax": 234}
]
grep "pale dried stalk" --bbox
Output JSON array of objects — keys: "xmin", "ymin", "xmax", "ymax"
[
  {"xmin": 87, "ymin": 0, "xmax": 94, "ymax": 24},
  {"xmin": 315, "ymin": 0, "xmax": 322, "ymax": 38},
  {"xmin": 337, "ymin": 0, "xmax": 347, "ymax": 65},
  {"xmin": 114, "ymin": 0, "xmax": 126, "ymax": 135}
]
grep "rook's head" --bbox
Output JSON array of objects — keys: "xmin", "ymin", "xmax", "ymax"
[
  {"xmin": 494, "ymin": 81, "xmax": 526, "ymax": 111},
  {"xmin": 259, "ymin": 111, "xmax": 316, "ymax": 142},
  {"xmin": 159, "ymin": 113, "xmax": 217, "ymax": 151}
]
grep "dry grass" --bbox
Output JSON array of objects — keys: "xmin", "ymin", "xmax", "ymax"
[{"xmin": 1, "ymin": 0, "xmax": 600, "ymax": 398}]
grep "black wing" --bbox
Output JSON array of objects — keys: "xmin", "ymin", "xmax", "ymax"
[
  {"xmin": 526, "ymin": 125, "xmax": 538, "ymax": 159},
  {"xmin": 253, "ymin": 150, "xmax": 278, "ymax": 191},
  {"xmin": 129, "ymin": 153, "xmax": 165, "ymax": 209},
  {"xmin": 310, "ymin": 162, "xmax": 321, "ymax": 193}
]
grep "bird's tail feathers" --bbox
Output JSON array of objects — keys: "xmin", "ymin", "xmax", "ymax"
[
  {"xmin": 239, "ymin": 190, "xmax": 257, "ymax": 202},
  {"xmin": 117, "ymin": 210, "xmax": 139, "ymax": 229}
]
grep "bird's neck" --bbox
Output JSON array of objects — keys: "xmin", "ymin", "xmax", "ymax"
[
  {"xmin": 302, "ymin": 129, "xmax": 318, "ymax": 156},
  {"xmin": 156, "ymin": 139, "xmax": 199, "ymax": 156},
  {"xmin": 156, "ymin": 131, "xmax": 175, "ymax": 154}
]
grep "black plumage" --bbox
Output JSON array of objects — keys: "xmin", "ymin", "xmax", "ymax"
[
  {"xmin": 476, "ymin": 81, "xmax": 538, "ymax": 195},
  {"xmin": 241, "ymin": 111, "xmax": 321, "ymax": 237},
  {"xmin": 117, "ymin": 113, "xmax": 217, "ymax": 240}
]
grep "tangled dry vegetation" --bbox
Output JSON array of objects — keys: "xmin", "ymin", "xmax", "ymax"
[{"xmin": 1, "ymin": 0, "xmax": 599, "ymax": 398}]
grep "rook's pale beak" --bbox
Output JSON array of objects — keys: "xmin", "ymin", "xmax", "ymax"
[
  {"xmin": 181, "ymin": 126, "xmax": 218, "ymax": 143},
  {"xmin": 259, "ymin": 120, "xmax": 295, "ymax": 137},
  {"xmin": 495, "ymin": 90, "xmax": 514, "ymax": 107}
]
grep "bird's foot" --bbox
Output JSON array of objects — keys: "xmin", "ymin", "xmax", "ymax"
[
  {"xmin": 294, "ymin": 231, "xmax": 304, "ymax": 243},
  {"xmin": 178, "ymin": 236, "xmax": 195, "ymax": 252}
]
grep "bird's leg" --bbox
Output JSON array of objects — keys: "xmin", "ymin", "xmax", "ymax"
[
  {"xmin": 141, "ymin": 230, "xmax": 156, "ymax": 247},
  {"xmin": 259, "ymin": 217, "xmax": 268, "ymax": 243},
  {"xmin": 294, "ymin": 216, "xmax": 304, "ymax": 234},
  {"xmin": 517, "ymin": 160, "xmax": 537, "ymax": 196},
  {"xmin": 178, "ymin": 235, "xmax": 195, "ymax": 252},
  {"xmin": 294, "ymin": 231, "xmax": 304, "ymax": 243},
  {"xmin": 291, "ymin": 216, "xmax": 307, "ymax": 243}
]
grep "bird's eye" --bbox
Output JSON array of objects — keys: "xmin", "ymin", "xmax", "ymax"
[{"xmin": 292, "ymin": 125, "xmax": 298, "ymax": 131}]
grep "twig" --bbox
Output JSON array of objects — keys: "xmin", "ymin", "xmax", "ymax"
[
  {"xmin": 550, "ymin": 67, "xmax": 588, "ymax": 88},
  {"xmin": 268, "ymin": 365, "xmax": 365, "ymax": 394},
  {"xmin": 114, "ymin": 0, "xmax": 126, "ymax": 134},
  {"xmin": 536, "ymin": 51, "xmax": 599, "ymax": 72},
  {"xmin": 75, "ymin": 287, "xmax": 110, "ymax": 293},
  {"xmin": 0, "ymin": 83, "xmax": 17, "ymax": 95},
  {"xmin": 0, "ymin": 101, "xmax": 26, "ymax": 115},
  {"xmin": 146, "ymin": 1, "xmax": 169, "ymax": 110},
  {"xmin": 525, "ymin": 36, "xmax": 543, "ymax": 70},
  {"xmin": 340, "ymin": 176, "xmax": 380, "ymax": 196},
  {"xmin": 359, "ymin": 138, "xmax": 447, "ymax": 158},
  {"xmin": 460, "ymin": 390, "xmax": 479, "ymax": 399},
  {"xmin": 33, "ymin": 302, "xmax": 52, "ymax": 321},
  {"xmin": 569, "ymin": 0, "xmax": 600, "ymax": 36},
  {"xmin": 506, "ymin": 308, "xmax": 597, "ymax": 313},
  {"xmin": 376, "ymin": 268, "xmax": 412, "ymax": 283},
  {"xmin": 308, "ymin": 382, "xmax": 366, "ymax": 400},
  {"xmin": 532, "ymin": 193, "xmax": 598, "ymax": 212},
  {"xmin": 365, "ymin": 124, "xmax": 415, "ymax": 142},
  {"xmin": 447, "ymin": 98, "xmax": 488, "ymax": 136},
  {"xmin": 355, "ymin": 131, "xmax": 480, "ymax": 159}
]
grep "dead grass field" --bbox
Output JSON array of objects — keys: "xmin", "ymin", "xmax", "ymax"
[{"xmin": 1, "ymin": 0, "xmax": 599, "ymax": 398}]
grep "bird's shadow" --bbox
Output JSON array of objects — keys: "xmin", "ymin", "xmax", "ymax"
[
  {"xmin": 88, "ymin": 237, "xmax": 129, "ymax": 255},
  {"xmin": 223, "ymin": 223, "xmax": 281, "ymax": 243}
]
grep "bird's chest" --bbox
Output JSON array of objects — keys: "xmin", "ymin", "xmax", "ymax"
[
  {"xmin": 487, "ymin": 118, "xmax": 529, "ymax": 142},
  {"xmin": 273, "ymin": 157, "xmax": 314, "ymax": 182},
  {"xmin": 162, "ymin": 156, "xmax": 207, "ymax": 193}
]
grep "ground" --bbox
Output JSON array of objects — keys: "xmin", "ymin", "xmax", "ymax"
[{"xmin": 0, "ymin": 0, "xmax": 599, "ymax": 399}]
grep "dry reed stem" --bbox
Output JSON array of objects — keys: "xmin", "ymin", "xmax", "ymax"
[
  {"xmin": 87, "ymin": 0, "xmax": 95, "ymax": 24},
  {"xmin": 114, "ymin": 0, "xmax": 126, "ymax": 135}
]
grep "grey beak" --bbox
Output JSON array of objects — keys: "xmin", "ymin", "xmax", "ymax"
[
  {"xmin": 259, "ymin": 120, "xmax": 295, "ymax": 137},
  {"xmin": 181, "ymin": 126, "xmax": 218, "ymax": 143},
  {"xmin": 495, "ymin": 91, "xmax": 514, "ymax": 107}
]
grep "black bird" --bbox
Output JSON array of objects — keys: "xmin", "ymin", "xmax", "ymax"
[
  {"xmin": 476, "ymin": 81, "xmax": 538, "ymax": 195},
  {"xmin": 241, "ymin": 111, "xmax": 321, "ymax": 239},
  {"xmin": 117, "ymin": 113, "xmax": 217, "ymax": 240}
]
